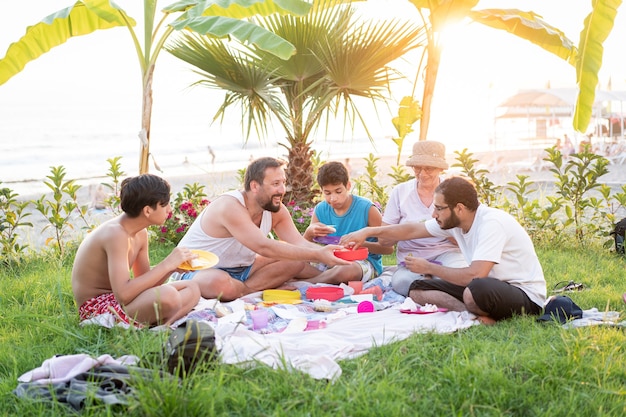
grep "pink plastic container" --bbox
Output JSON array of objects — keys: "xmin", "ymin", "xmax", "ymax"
[
  {"xmin": 306, "ymin": 286, "xmax": 344, "ymax": 301},
  {"xmin": 334, "ymin": 247, "xmax": 368, "ymax": 261}
]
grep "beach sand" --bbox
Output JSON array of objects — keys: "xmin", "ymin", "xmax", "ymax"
[{"xmin": 11, "ymin": 149, "xmax": 626, "ymax": 252}]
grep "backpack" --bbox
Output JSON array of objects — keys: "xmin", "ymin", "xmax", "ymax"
[
  {"xmin": 166, "ymin": 319, "xmax": 217, "ymax": 376},
  {"xmin": 611, "ymin": 217, "xmax": 626, "ymax": 255}
]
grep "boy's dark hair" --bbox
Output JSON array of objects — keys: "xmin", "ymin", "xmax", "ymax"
[
  {"xmin": 120, "ymin": 174, "xmax": 171, "ymax": 217},
  {"xmin": 436, "ymin": 176, "xmax": 479, "ymax": 211},
  {"xmin": 317, "ymin": 161, "xmax": 349, "ymax": 187},
  {"xmin": 244, "ymin": 157, "xmax": 286, "ymax": 191}
]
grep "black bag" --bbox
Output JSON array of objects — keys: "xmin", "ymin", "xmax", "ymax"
[
  {"xmin": 611, "ymin": 217, "xmax": 626, "ymax": 255},
  {"xmin": 166, "ymin": 319, "xmax": 217, "ymax": 376}
]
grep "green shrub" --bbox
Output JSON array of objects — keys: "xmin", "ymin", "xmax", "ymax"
[{"xmin": 151, "ymin": 183, "xmax": 210, "ymax": 245}]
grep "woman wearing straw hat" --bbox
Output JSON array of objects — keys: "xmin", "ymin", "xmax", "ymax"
[{"xmin": 381, "ymin": 140, "xmax": 467, "ymax": 296}]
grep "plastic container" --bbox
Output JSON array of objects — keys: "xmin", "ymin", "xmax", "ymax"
[
  {"xmin": 306, "ymin": 286, "xmax": 344, "ymax": 301},
  {"xmin": 334, "ymin": 247, "xmax": 368, "ymax": 261},
  {"xmin": 262, "ymin": 289, "xmax": 301, "ymax": 302},
  {"xmin": 348, "ymin": 281, "xmax": 363, "ymax": 294},
  {"xmin": 360, "ymin": 286, "xmax": 383, "ymax": 301}
]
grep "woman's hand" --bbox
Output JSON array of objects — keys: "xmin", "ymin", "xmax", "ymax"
[{"xmin": 340, "ymin": 228, "xmax": 369, "ymax": 249}]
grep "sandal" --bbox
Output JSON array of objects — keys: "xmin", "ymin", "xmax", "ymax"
[{"xmin": 552, "ymin": 280, "xmax": 584, "ymax": 293}]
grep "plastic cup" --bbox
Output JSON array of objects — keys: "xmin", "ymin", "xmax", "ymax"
[
  {"xmin": 305, "ymin": 320, "xmax": 321, "ymax": 331},
  {"xmin": 250, "ymin": 309, "xmax": 269, "ymax": 330}
]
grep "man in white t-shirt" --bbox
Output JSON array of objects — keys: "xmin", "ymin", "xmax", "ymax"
[{"xmin": 341, "ymin": 176, "xmax": 546, "ymax": 324}]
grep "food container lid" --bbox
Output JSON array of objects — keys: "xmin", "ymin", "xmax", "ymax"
[{"xmin": 306, "ymin": 286, "xmax": 344, "ymax": 301}]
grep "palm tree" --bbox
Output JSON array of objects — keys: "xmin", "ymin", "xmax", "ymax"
[
  {"xmin": 0, "ymin": 0, "xmax": 312, "ymax": 174},
  {"xmin": 165, "ymin": 0, "xmax": 424, "ymax": 203},
  {"xmin": 407, "ymin": 0, "xmax": 620, "ymax": 140}
]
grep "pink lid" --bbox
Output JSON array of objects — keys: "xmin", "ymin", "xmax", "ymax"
[{"xmin": 306, "ymin": 286, "xmax": 344, "ymax": 301}]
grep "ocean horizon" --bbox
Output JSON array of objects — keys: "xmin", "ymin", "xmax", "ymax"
[{"xmin": 0, "ymin": 92, "xmax": 554, "ymax": 198}]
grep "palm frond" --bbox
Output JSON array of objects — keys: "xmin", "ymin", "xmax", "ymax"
[{"xmin": 166, "ymin": 33, "xmax": 291, "ymax": 140}]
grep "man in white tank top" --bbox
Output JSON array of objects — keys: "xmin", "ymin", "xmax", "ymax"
[{"xmin": 177, "ymin": 157, "xmax": 349, "ymax": 301}]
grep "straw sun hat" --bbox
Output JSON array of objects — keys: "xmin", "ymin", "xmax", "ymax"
[{"xmin": 405, "ymin": 140, "xmax": 448, "ymax": 170}]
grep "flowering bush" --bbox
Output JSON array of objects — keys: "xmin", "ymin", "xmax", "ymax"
[
  {"xmin": 286, "ymin": 201, "xmax": 314, "ymax": 234},
  {"xmin": 152, "ymin": 183, "xmax": 209, "ymax": 245}
]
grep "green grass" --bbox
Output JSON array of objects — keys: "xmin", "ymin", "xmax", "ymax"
[{"xmin": 1, "ymin": 244, "xmax": 626, "ymax": 416}]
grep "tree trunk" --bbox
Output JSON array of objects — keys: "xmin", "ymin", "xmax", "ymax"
[
  {"xmin": 139, "ymin": 64, "xmax": 155, "ymax": 174},
  {"xmin": 283, "ymin": 140, "xmax": 316, "ymax": 205},
  {"xmin": 419, "ymin": 41, "xmax": 441, "ymax": 141}
]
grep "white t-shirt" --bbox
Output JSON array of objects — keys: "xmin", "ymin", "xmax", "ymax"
[
  {"xmin": 424, "ymin": 204, "xmax": 546, "ymax": 306},
  {"xmin": 383, "ymin": 178, "xmax": 459, "ymax": 262}
]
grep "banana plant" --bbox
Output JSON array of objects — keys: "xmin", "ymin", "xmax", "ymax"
[
  {"xmin": 407, "ymin": 0, "xmax": 620, "ymax": 141},
  {"xmin": 0, "ymin": 0, "xmax": 312, "ymax": 174},
  {"xmin": 573, "ymin": 0, "xmax": 622, "ymax": 132}
]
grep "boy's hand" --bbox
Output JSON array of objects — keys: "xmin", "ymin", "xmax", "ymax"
[
  {"xmin": 166, "ymin": 247, "xmax": 198, "ymax": 271},
  {"xmin": 304, "ymin": 222, "xmax": 336, "ymax": 241},
  {"xmin": 309, "ymin": 222, "xmax": 336, "ymax": 237}
]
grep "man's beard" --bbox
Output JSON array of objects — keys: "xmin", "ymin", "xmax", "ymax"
[
  {"xmin": 440, "ymin": 209, "xmax": 461, "ymax": 230},
  {"xmin": 262, "ymin": 194, "xmax": 282, "ymax": 213}
]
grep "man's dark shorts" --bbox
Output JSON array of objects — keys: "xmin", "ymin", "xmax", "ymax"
[{"xmin": 408, "ymin": 277, "xmax": 542, "ymax": 320}]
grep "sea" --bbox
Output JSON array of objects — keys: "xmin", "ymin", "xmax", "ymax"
[
  {"xmin": 0, "ymin": 89, "xmax": 550, "ymax": 199},
  {"xmin": 0, "ymin": 97, "xmax": 410, "ymax": 198}
]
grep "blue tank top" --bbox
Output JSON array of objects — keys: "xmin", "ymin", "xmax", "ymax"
[{"xmin": 314, "ymin": 195, "xmax": 383, "ymax": 274}]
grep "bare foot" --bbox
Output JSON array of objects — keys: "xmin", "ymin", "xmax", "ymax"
[{"xmin": 477, "ymin": 315, "xmax": 497, "ymax": 325}]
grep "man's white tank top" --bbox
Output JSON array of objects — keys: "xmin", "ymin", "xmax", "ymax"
[{"xmin": 177, "ymin": 190, "xmax": 273, "ymax": 268}]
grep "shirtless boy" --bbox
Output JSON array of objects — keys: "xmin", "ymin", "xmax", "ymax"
[{"xmin": 72, "ymin": 174, "xmax": 200, "ymax": 327}]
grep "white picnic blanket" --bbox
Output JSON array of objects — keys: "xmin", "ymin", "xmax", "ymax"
[{"xmin": 214, "ymin": 306, "xmax": 477, "ymax": 381}]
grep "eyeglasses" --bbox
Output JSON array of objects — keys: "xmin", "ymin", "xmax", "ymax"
[
  {"xmin": 433, "ymin": 205, "xmax": 449, "ymax": 212},
  {"xmin": 412, "ymin": 166, "xmax": 437, "ymax": 174}
]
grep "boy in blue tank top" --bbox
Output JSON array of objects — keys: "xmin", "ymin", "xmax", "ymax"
[{"xmin": 303, "ymin": 161, "xmax": 393, "ymax": 284}]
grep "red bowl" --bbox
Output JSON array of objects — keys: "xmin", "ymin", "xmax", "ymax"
[
  {"xmin": 306, "ymin": 286, "xmax": 344, "ymax": 301},
  {"xmin": 334, "ymin": 247, "xmax": 368, "ymax": 261}
]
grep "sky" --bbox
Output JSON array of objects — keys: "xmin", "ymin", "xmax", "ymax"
[{"xmin": 1, "ymin": 0, "xmax": 625, "ymax": 162}]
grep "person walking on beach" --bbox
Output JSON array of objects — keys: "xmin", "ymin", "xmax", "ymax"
[
  {"xmin": 341, "ymin": 176, "xmax": 546, "ymax": 324},
  {"xmin": 177, "ymin": 157, "xmax": 349, "ymax": 301},
  {"xmin": 71, "ymin": 174, "xmax": 201, "ymax": 328},
  {"xmin": 382, "ymin": 141, "xmax": 466, "ymax": 296},
  {"xmin": 303, "ymin": 161, "xmax": 392, "ymax": 284}
]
